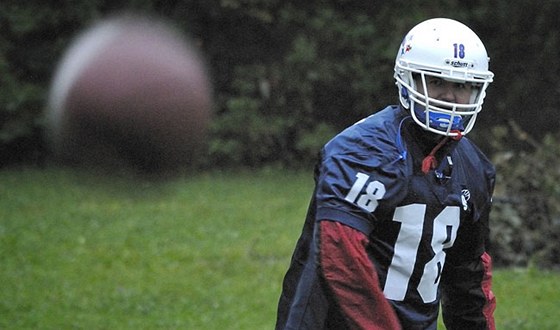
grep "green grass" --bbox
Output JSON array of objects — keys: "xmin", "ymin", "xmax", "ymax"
[
  {"xmin": 1, "ymin": 167, "xmax": 559, "ymax": 329},
  {"xmin": 491, "ymin": 268, "xmax": 560, "ymax": 330}
]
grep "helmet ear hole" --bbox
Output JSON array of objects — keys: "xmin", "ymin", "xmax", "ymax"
[
  {"xmin": 397, "ymin": 83, "xmax": 411, "ymax": 109},
  {"xmin": 401, "ymin": 87, "xmax": 409, "ymax": 100}
]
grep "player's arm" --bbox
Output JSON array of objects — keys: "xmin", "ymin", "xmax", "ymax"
[
  {"xmin": 440, "ymin": 208, "xmax": 496, "ymax": 330},
  {"xmin": 317, "ymin": 220, "xmax": 401, "ymax": 330},
  {"xmin": 440, "ymin": 252, "xmax": 495, "ymax": 330}
]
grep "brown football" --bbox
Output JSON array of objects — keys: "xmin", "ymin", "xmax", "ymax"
[{"xmin": 47, "ymin": 14, "xmax": 212, "ymax": 174}]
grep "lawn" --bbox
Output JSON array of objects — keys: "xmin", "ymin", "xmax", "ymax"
[{"xmin": 1, "ymin": 167, "xmax": 558, "ymax": 329}]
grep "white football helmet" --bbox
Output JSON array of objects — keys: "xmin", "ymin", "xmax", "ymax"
[{"xmin": 394, "ymin": 18, "xmax": 494, "ymax": 136}]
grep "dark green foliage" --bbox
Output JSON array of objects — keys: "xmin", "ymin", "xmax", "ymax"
[
  {"xmin": 0, "ymin": 1, "xmax": 101, "ymax": 165},
  {"xmin": 1, "ymin": 1, "xmax": 560, "ymax": 268},
  {"xmin": 489, "ymin": 127, "xmax": 560, "ymax": 269},
  {"xmin": 2, "ymin": 0, "xmax": 557, "ymax": 167}
]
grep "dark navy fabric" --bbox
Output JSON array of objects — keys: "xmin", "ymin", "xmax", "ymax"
[{"xmin": 276, "ymin": 105, "xmax": 495, "ymax": 330}]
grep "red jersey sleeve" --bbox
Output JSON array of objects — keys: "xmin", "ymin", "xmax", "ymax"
[{"xmin": 318, "ymin": 220, "xmax": 401, "ymax": 330}]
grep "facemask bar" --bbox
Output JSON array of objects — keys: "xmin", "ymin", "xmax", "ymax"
[{"xmin": 395, "ymin": 63, "xmax": 492, "ymax": 136}]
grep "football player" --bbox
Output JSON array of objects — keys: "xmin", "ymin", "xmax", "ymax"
[{"xmin": 276, "ymin": 18, "xmax": 496, "ymax": 330}]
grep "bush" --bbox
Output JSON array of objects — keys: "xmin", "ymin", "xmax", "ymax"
[{"xmin": 489, "ymin": 127, "xmax": 560, "ymax": 269}]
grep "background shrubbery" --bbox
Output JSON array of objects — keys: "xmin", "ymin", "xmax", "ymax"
[
  {"xmin": 489, "ymin": 128, "xmax": 560, "ymax": 269},
  {"xmin": 1, "ymin": 1, "xmax": 558, "ymax": 268}
]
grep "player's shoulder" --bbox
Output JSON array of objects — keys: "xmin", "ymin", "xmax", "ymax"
[
  {"xmin": 456, "ymin": 137, "xmax": 495, "ymax": 177},
  {"xmin": 314, "ymin": 106, "xmax": 411, "ymax": 233},
  {"xmin": 341, "ymin": 105, "xmax": 405, "ymax": 138},
  {"xmin": 323, "ymin": 105, "xmax": 407, "ymax": 161}
]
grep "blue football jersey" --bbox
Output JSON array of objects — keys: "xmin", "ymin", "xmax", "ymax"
[{"xmin": 277, "ymin": 105, "xmax": 495, "ymax": 330}]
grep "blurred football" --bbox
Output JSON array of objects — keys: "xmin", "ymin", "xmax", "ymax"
[{"xmin": 47, "ymin": 14, "xmax": 212, "ymax": 174}]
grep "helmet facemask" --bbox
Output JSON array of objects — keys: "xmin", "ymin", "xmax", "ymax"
[{"xmin": 396, "ymin": 68, "xmax": 491, "ymax": 136}]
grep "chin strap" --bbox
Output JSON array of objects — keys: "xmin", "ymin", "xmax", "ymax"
[{"xmin": 421, "ymin": 130, "xmax": 462, "ymax": 174}]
